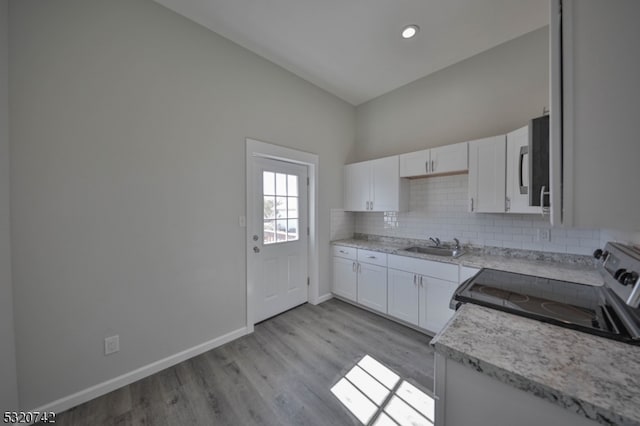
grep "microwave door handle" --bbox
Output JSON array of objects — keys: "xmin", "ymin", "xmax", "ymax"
[{"xmin": 519, "ymin": 146, "xmax": 528, "ymax": 195}]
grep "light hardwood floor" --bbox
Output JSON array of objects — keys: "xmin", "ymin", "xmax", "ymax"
[{"xmin": 50, "ymin": 299, "xmax": 436, "ymax": 425}]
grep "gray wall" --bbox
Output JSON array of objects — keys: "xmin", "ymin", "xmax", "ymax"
[
  {"xmin": 0, "ymin": 0, "xmax": 18, "ymax": 412},
  {"xmin": 10, "ymin": 0, "xmax": 354, "ymax": 409},
  {"xmin": 354, "ymin": 27, "xmax": 549, "ymax": 161}
]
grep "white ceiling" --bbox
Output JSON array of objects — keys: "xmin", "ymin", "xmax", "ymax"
[{"xmin": 154, "ymin": 0, "xmax": 549, "ymax": 105}]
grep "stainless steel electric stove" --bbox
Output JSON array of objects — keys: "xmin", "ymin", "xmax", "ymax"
[{"xmin": 452, "ymin": 242, "xmax": 640, "ymax": 345}]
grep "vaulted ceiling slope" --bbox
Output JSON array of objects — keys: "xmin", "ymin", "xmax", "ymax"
[{"xmin": 154, "ymin": 0, "xmax": 549, "ymax": 105}]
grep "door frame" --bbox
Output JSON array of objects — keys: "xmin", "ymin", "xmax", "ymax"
[{"xmin": 245, "ymin": 138, "xmax": 319, "ymax": 333}]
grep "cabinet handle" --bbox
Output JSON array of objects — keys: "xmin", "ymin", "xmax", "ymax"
[
  {"xmin": 470, "ymin": 197, "xmax": 474, "ymax": 212},
  {"xmin": 339, "ymin": 250, "xmax": 347, "ymax": 254},
  {"xmin": 431, "ymin": 160, "xmax": 435, "ymax": 173},
  {"xmin": 420, "ymin": 276, "xmax": 424, "ymax": 287},
  {"xmin": 358, "ymin": 263, "xmax": 361, "ymax": 273},
  {"xmin": 367, "ymin": 255, "xmax": 376, "ymax": 259},
  {"xmin": 505, "ymin": 196, "xmax": 511, "ymax": 212},
  {"xmin": 519, "ymin": 146, "xmax": 528, "ymax": 195},
  {"xmin": 413, "ymin": 274, "xmax": 417, "ymax": 286},
  {"xmin": 540, "ymin": 185, "xmax": 551, "ymax": 217},
  {"xmin": 425, "ymin": 161, "xmax": 429, "ymax": 173},
  {"xmin": 352, "ymin": 262, "xmax": 356, "ymax": 272}
]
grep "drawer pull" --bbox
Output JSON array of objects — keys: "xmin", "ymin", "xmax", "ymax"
[{"xmin": 367, "ymin": 255, "xmax": 376, "ymax": 259}]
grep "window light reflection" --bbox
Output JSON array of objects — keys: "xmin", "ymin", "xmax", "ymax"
[{"xmin": 330, "ymin": 355, "xmax": 435, "ymax": 426}]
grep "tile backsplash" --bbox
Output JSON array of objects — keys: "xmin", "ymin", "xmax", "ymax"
[
  {"xmin": 352, "ymin": 174, "xmax": 601, "ymax": 256},
  {"xmin": 330, "ymin": 208, "xmax": 355, "ymax": 241}
]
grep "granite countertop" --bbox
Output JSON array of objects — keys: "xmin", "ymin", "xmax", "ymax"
[
  {"xmin": 431, "ymin": 304, "xmax": 640, "ymax": 426},
  {"xmin": 332, "ymin": 237, "xmax": 603, "ymax": 286}
]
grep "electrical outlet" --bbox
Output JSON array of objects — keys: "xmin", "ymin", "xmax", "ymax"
[
  {"xmin": 238, "ymin": 215, "xmax": 246, "ymax": 227},
  {"xmin": 104, "ymin": 335, "xmax": 119, "ymax": 355},
  {"xmin": 537, "ymin": 229, "xmax": 551, "ymax": 242}
]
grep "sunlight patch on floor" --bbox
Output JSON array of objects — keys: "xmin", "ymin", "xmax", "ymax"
[{"xmin": 330, "ymin": 354, "xmax": 435, "ymax": 425}]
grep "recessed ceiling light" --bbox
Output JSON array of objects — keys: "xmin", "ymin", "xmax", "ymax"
[{"xmin": 401, "ymin": 25, "xmax": 420, "ymax": 39}]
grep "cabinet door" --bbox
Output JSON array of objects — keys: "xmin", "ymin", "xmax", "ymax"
[
  {"xmin": 430, "ymin": 142, "xmax": 468, "ymax": 175},
  {"xmin": 399, "ymin": 149, "xmax": 430, "ymax": 177},
  {"xmin": 387, "ymin": 268, "xmax": 419, "ymax": 326},
  {"xmin": 506, "ymin": 126, "xmax": 540, "ymax": 214},
  {"xmin": 550, "ymin": 0, "xmax": 640, "ymax": 229},
  {"xmin": 344, "ymin": 162, "xmax": 370, "ymax": 212},
  {"xmin": 357, "ymin": 262, "xmax": 387, "ymax": 314},
  {"xmin": 459, "ymin": 266, "xmax": 480, "ymax": 284},
  {"xmin": 333, "ymin": 257, "xmax": 357, "ymax": 302},
  {"xmin": 468, "ymin": 136, "xmax": 507, "ymax": 213},
  {"xmin": 419, "ymin": 276, "xmax": 458, "ymax": 333},
  {"xmin": 370, "ymin": 156, "xmax": 401, "ymax": 212}
]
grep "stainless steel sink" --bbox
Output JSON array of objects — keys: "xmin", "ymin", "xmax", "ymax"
[{"xmin": 403, "ymin": 246, "xmax": 464, "ymax": 258}]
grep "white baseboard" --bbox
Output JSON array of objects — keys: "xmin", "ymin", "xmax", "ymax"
[
  {"xmin": 30, "ymin": 326, "xmax": 248, "ymax": 416},
  {"xmin": 313, "ymin": 293, "xmax": 334, "ymax": 304}
]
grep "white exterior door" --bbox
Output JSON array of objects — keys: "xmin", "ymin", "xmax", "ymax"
[{"xmin": 252, "ymin": 157, "xmax": 308, "ymax": 323}]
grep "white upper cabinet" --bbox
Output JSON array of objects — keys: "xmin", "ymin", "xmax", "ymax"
[
  {"xmin": 399, "ymin": 149, "xmax": 429, "ymax": 177},
  {"xmin": 468, "ymin": 135, "xmax": 507, "ymax": 213},
  {"xmin": 344, "ymin": 156, "xmax": 408, "ymax": 212},
  {"xmin": 550, "ymin": 0, "xmax": 640, "ymax": 229},
  {"xmin": 400, "ymin": 142, "xmax": 468, "ymax": 178},
  {"xmin": 506, "ymin": 125, "xmax": 541, "ymax": 214},
  {"xmin": 430, "ymin": 142, "xmax": 468, "ymax": 175}
]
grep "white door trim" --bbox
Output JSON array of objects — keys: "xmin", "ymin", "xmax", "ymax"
[{"xmin": 245, "ymin": 138, "xmax": 319, "ymax": 334}]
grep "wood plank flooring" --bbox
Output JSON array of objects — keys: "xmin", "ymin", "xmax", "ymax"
[{"xmin": 50, "ymin": 299, "xmax": 435, "ymax": 425}]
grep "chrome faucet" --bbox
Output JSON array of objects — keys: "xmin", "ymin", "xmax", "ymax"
[
  {"xmin": 429, "ymin": 237, "xmax": 441, "ymax": 247},
  {"xmin": 453, "ymin": 238, "xmax": 460, "ymax": 249}
]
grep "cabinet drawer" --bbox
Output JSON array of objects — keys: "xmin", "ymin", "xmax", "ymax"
[
  {"xmin": 357, "ymin": 249, "xmax": 387, "ymax": 267},
  {"xmin": 333, "ymin": 245, "xmax": 357, "ymax": 260},
  {"xmin": 388, "ymin": 254, "xmax": 458, "ymax": 281}
]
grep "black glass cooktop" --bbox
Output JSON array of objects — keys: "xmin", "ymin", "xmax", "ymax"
[{"xmin": 453, "ymin": 268, "xmax": 629, "ymax": 341}]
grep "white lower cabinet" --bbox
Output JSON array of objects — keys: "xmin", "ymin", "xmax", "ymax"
[
  {"xmin": 459, "ymin": 265, "xmax": 481, "ymax": 284},
  {"xmin": 333, "ymin": 256, "xmax": 358, "ymax": 302},
  {"xmin": 387, "ymin": 268, "xmax": 420, "ymax": 325},
  {"xmin": 388, "ymin": 254, "xmax": 459, "ymax": 334},
  {"xmin": 334, "ymin": 247, "xmax": 463, "ymax": 334},
  {"xmin": 357, "ymin": 262, "xmax": 387, "ymax": 313},
  {"xmin": 332, "ymin": 246, "xmax": 388, "ymax": 314},
  {"xmin": 420, "ymin": 276, "xmax": 459, "ymax": 333}
]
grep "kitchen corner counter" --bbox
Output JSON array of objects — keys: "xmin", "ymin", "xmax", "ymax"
[
  {"xmin": 332, "ymin": 238, "xmax": 603, "ymax": 286},
  {"xmin": 431, "ymin": 304, "xmax": 640, "ymax": 426}
]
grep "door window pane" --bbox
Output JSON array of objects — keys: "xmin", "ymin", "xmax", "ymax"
[
  {"xmin": 264, "ymin": 220, "xmax": 275, "ymax": 244},
  {"xmin": 264, "ymin": 196, "xmax": 275, "ymax": 219},
  {"xmin": 275, "ymin": 173, "xmax": 287, "ymax": 196},
  {"xmin": 287, "ymin": 197, "xmax": 298, "ymax": 218},
  {"xmin": 287, "ymin": 219, "xmax": 299, "ymax": 240},
  {"xmin": 276, "ymin": 220, "xmax": 287, "ymax": 242},
  {"xmin": 263, "ymin": 170, "xmax": 302, "ymax": 245},
  {"xmin": 263, "ymin": 172, "xmax": 275, "ymax": 195},
  {"xmin": 276, "ymin": 197, "xmax": 287, "ymax": 218},
  {"xmin": 288, "ymin": 175, "xmax": 299, "ymax": 196}
]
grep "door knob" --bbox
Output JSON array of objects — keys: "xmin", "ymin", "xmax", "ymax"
[
  {"xmin": 253, "ymin": 246, "xmax": 260, "ymax": 253},
  {"xmin": 253, "ymin": 235, "xmax": 259, "ymax": 241}
]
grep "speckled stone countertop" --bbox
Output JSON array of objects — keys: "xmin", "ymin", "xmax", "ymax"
[
  {"xmin": 331, "ymin": 236, "xmax": 603, "ymax": 286},
  {"xmin": 431, "ymin": 304, "xmax": 640, "ymax": 426}
]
